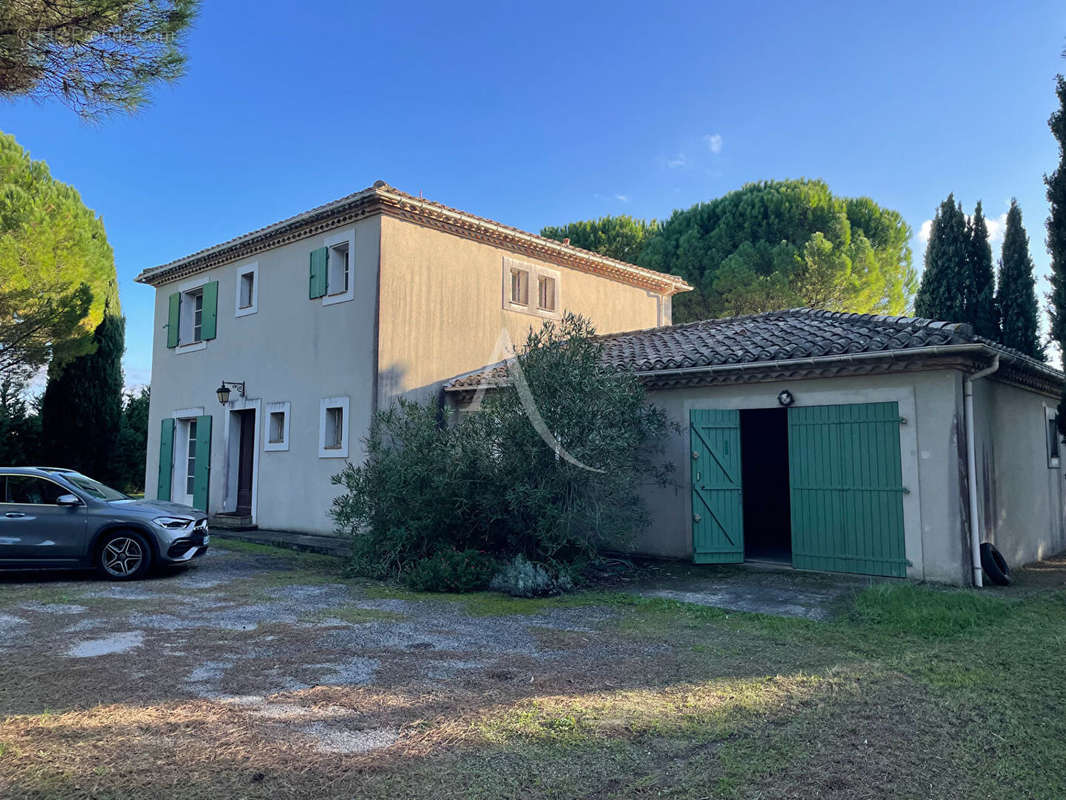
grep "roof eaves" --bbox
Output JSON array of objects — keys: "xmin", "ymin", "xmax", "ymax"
[{"xmin": 135, "ymin": 182, "xmax": 693, "ymax": 294}]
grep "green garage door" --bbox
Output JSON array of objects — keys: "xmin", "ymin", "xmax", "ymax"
[
  {"xmin": 788, "ymin": 402, "xmax": 908, "ymax": 577},
  {"xmin": 690, "ymin": 409, "xmax": 744, "ymax": 564}
]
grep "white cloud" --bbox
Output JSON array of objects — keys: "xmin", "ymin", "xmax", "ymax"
[
  {"xmin": 614, "ymin": 194, "xmax": 630, "ymax": 203},
  {"xmin": 983, "ymin": 212, "xmax": 1008, "ymax": 245},
  {"xmin": 666, "ymin": 153, "xmax": 687, "ymax": 169},
  {"xmin": 704, "ymin": 133, "xmax": 723, "ymax": 154},
  {"xmin": 920, "ymin": 212, "xmax": 1009, "ymax": 247}
]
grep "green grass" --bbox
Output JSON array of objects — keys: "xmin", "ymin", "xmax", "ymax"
[{"xmin": 3, "ymin": 549, "xmax": 1065, "ymax": 799}]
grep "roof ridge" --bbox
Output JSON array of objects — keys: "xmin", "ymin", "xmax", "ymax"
[
  {"xmin": 136, "ymin": 181, "xmax": 692, "ymax": 293},
  {"xmin": 786, "ymin": 307, "xmax": 975, "ymax": 340}
]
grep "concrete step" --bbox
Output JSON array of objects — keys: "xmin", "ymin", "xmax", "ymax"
[
  {"xmin": 208, "ymin": 513, "xmax": 255, "ymax": 531},
  {"xmin": 211, "ymin": 528, "xmax": 351, "ymax": 558}
]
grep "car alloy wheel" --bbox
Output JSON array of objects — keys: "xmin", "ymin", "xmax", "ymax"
[{"xmin": 102, "ymin": 536, "xmax": 145, "ymax": 578}]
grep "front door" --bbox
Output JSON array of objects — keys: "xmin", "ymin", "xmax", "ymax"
[
  {"xmin": 0, "ymin": 474, "xmax": 87, "ymax": 560},
  {"xmin": 690, "ymin": 409, "xmax": 744, "ymax": 563},
  {"xmin": 236, "ymin": 410, "xmax": 255, "ymax": 516}
]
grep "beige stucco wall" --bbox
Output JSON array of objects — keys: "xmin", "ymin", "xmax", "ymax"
[
  {"xmin": 972, "ymin": 378, "xmax": 1066, "ymax": 568},
  {"xmin": 144, "ymin": 216, "xmax": 381, "ymax": 534},
  {"xmin": 144, "ymin": 211, "xmax": 668, "ymax": 534},
  {"xmin": 636, "ymin": 370, "xmax": 970, "ymax": 584},
  {"xmin": 376, "ymin": 215, "xmax": 666, "ymax": 405}
]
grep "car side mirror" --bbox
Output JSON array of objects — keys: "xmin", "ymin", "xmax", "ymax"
[{"xmin": 56, "ymin": 494, "xmax": 82, "ymax": 507}]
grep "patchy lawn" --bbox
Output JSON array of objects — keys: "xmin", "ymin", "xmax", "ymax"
[{"xmin": 0, "ymin": 542, "xmax": 1064, "ymax": 799}]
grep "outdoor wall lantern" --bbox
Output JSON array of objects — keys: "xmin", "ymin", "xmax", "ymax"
[
  {"xmin": 216, "ymin": 381, "xmax": 246, "ymax": 405},
  {"xmin": 777, "ymin": 389, "xmax": 795, "ymax": 407}
]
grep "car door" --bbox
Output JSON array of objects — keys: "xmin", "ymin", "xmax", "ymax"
[{"xmin": 0, "ymin": 474, "xmax": 88, "ymax": 561}]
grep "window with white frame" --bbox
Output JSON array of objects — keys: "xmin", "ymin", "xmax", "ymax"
[
  {"xmin": 180, "ymin": 288, "xmax": 204, "ymax": 344},
  {"xmin": 328, "ymin": 242, "xmax": 349, "ymax": 295},
  {"xmin": 185, "ymin": 418, "xmax": 198, "ymax": 495},
  {"xmin": 263, "ymin": 401, "xmax": 290, "ymax": 452},
  {"xmin": 318, "ymin": 396, "xmax": 350, "ymax": 458},
  {"xmin": 235, "ymin": 263, "xmax": 258, "ymax": 317},
  {"xmin": 1047, "ymin": 407, "xmax": 1061, "ymax": 469},
  {"xmin": 503, "ymin": 257, "xmax": 560, "ymax": 318},
  {"xmin": 322, "ymin": 230, "xmax": 355, "ymax": 306}
]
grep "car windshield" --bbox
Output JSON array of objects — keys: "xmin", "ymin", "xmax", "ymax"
[{"xmin": 60, "ymin": 472, "xmax": 130, "ymax": 502}]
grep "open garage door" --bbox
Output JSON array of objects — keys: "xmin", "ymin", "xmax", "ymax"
[
  {"xmin": 690, "ymin": 409, "xmax": 744, "ymax": 564},
  {"xmin": 787, "ymin": 402, "xmax": 908, "ymax": 578}
]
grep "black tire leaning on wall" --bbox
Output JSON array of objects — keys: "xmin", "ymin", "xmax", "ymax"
[{"xmin": 980, "ymin": 542, "xmax": 1011, "ymax": 586}]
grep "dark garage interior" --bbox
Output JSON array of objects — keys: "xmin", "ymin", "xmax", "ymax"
[{"xmin": 740, "ymin": 408, "xmax": 792, "ymax": 563}]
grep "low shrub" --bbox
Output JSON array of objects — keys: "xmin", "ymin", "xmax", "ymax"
[
  {"xmin": 403, "ymin": 549, "xmax": 499, "ymax": 593},
  {"xmin": 490, "ymin": 555, "xmax": 575, "ymax": 597},
  {"xmin": 331, "ymin": 313, "xmax": 675, "ymax": 592}
]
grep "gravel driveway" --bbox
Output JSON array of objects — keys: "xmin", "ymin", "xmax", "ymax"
[
  {"xmin": 0, "ymin": 544, "xmax": 661, "ymax": 756},
  {"xmin": 5, "ymin": 541, "xmax": 971, "ymax": 800}
]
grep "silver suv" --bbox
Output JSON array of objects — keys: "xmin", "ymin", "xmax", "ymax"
[{"xmin": 0, "ymin": 467, "xmax": 209, "ymax": 580}]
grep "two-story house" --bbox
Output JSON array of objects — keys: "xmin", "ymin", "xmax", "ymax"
[{"xmin": 136, "ymin": 182, "xmax": 692, "ymax": 534}]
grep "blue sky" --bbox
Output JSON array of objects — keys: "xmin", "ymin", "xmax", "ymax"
[{"xmin": 4, "ymin": 0, "xmax": 1066, "ymax": 387}]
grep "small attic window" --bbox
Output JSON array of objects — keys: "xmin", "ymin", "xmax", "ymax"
[{"xmin": 503, "ymin": 258, "xmax": 560, "ymax": 318}]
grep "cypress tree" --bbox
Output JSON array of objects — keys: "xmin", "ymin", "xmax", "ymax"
[
  {"xmin": 40, "ymin": 310, "xmax": 126, "ymax": 482},
  {"xmin": 1048, "ymin": 75, "xmax": 1066, "ymax": 434},
  {"xmin": 967, "ymin": 202, "xmax": 1000, "ymax": 339},
  {"xmin": 1047, "ymin": 75, "xmax": 1066, "ymax": 357},
  {"xmin": 915, "ymin": 194, "xmax": 970, "ymax": 323},
  {"xmin": 997, "ymin": 201, "xmax": 1044, "ymax": 360}
]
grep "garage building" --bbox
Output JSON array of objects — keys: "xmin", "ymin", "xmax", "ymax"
[{"xmin": 447, "ymin": 309, "xmax": 1066, "ymax": 586}]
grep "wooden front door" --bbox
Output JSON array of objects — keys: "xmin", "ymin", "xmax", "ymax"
[{"xmin": 236, "ymin": 410, "xmax": 255, "ymax": 516}]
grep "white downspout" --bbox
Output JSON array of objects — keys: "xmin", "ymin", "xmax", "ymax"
[{"xmin": 965, "ymin": 355, "xmax": 1000, "ymax": 587}]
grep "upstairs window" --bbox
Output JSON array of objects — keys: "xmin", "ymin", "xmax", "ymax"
[
  {"xmin": 503, "ymin": 258, "xmax": 560, "ymax": 318},
  {"xmin": 538, "ymin": 274, "xmax": 557, "ymax": 312},
  {"xmin": 510, "ymin": 266, "xmax": 529, "ymax": 306},
  {"xmin": 235, "ymin": 263, "xmax": 258, "ymax": 317},
  {"xmin": 179, "ymin": 288, "xmax": 204, "ymax": 343},
  {"xmin": 312, "ymin": 230, "xmax": 356, "ymax": 306},
  {"xmin": 167, "ymin": 280, "xmax": 218, "ymax": 350},
  {"xmin": 328, "ymin": 241, "xmax": 349, "ymax": 296}
]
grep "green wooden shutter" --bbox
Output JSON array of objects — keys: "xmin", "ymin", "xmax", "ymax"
[
  {"xmin": 690, "ymin": 409, "xmax": 744, "ymax": 563},
  {"xmin": 166, "ymin": 293, "xmax": 180, "ymax": 348},
  {"xmin": 788, "ymin": 402, "xmax": 908, "ymax": 577},
  {"xmin": 157, "ymin": 418, "xmax": 175, "ymax": 500},
  {"xmin": 192, "ymin": 414, "xmax": 212, "ymax": 511},
  {"xmin": 200, "ymin": 281, "xmax": 218, "ymax": 340},
  {"xmin": 309, "ymin": 247, "xmax": 328, "ymax": 298}
]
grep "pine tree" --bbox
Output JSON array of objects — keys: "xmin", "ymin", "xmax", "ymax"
[
  {"xmin": 997, "ymin": 201, "xmax": 1044, "ymax": 360},
  {"xmin": 40, "ymin": 311, "xmax": 125, "ymax": 482},
  {"xmin": 967, "ymin": 201, "xmax": 1000, "ymax": 339},
  {"xmin": 915, "ymin": 194, "xmax": 970, "ymax": 323}
]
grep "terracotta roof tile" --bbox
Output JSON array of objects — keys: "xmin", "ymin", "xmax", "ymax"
[{"xmin": 445, "ymin": 308, "xmax": 1059, "ymax": 390}]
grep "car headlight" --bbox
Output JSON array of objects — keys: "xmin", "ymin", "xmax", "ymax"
[{"xmin": 153, "ymin": 516, "xmax": 193, "ymax": 529}]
